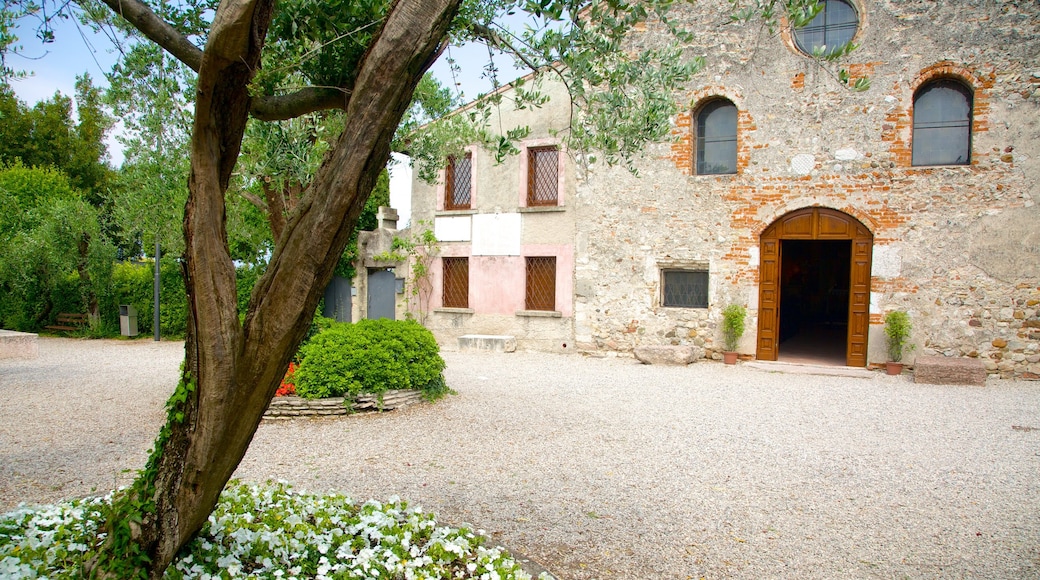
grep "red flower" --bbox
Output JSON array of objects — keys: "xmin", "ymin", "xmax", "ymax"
[{"xmin": 275, "ymin": 362, "xmax": 297, "ymax": 397}]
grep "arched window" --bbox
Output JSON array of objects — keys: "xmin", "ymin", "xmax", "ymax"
[
  {"xmin": 912, "ymin": 79, "xmax": 973, "ymax": 166},
  {"xmin": 695, "ymin": 99, "xmax": 737, "ymax": 175},
  {"xmin": 793, "ymin": 0, "xmax": 859, "ymax": 56}
]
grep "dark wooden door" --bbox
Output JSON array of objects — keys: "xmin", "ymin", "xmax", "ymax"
[{"xmin": 757, "ymin": 208, "xmax": 873, "ymax": 366}]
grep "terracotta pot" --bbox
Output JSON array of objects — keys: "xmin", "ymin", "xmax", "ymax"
[
  {"xmin": 885, "ymin": 361, "xmax": 903, "ymax": 376},
  {"xmin": 723, "ymin": 351, "xmax": 739, "ymax": 365}
]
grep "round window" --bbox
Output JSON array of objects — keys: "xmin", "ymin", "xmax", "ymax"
[{"xmin": 793, "ymin": 0, "xmax": 859, "ymax": 57}]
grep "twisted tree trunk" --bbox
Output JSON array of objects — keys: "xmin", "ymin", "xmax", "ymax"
[{"xmin": 87, "ymin": 1, "xmax": 460, "ymax": 577}]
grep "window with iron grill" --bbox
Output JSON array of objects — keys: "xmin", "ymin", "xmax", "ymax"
[
  {"xmin": 696, "ymin": 100, "xmax": 738, "ymax": 175},
  {"xmin": 442, "ymin": 257, "xmax": 469, "ymax": 308},
  {"xmin": 793, "ymin": 0, "xmax": 859, "ymax": 57},
  {"xmin": 912, "ymin": 79, "xmax": 973, "ymax": 166},
  {"xmin": 525, "ymin": 256, "xmax": 556, "ymax": 311},
  {"xmin": 527, "ymin": 146, "xmax": 559, "ymax": 206},
  {"xmin": 662, "ymin": 270, "xmax": 709, "ymax": 308},
  {"xmin": 445, "ymin": 152, "xmax": 472, "ymax": 210}
]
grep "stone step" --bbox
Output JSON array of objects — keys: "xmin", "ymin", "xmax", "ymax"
[
  {"xmin": 914, "ymin": 355, "xmax": 988, "ymax": 386},
  {"xmin": 0, "ymin": 330, "xmax": 38, "ymax": 359},
  {"xmin": 458, "ymin": 334, "xmax": 517, "ymax": 353}
]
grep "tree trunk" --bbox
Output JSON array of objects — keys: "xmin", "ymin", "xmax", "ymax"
[{"xmin": 89, "ymin": 0, "xmax": 460, "ymax": 577}]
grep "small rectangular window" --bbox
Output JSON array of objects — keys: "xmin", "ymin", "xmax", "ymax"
[
  {"xmin": 662, "ymin": 270, "xmax": 708, "ymax": 308},
  {"xmin": 527, "ymin": 146, "xmax": 559, "ymax": 206},
  {"xmin": 525, "ymin": 256, "xmax": 556, "ymax": 311},
  {"xmin": 442, "ymin": 257, "xmax": 469, "ymax": 308},
  {"xmin": 445, "ymin": 152, "xmax": 472, "ymax": 210}
]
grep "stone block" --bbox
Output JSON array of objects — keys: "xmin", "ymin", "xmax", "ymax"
[
  {"xmin": 459, "ymin": 334, "xmax": 517, "ymax": 353},
  {"xmin": 633, "ymin": 345, "xmax": 702, "ymax": 365},
  {"xmin": 914, "ymin": 355, "xmax": 987, "ymax": 386},
  {"xmin": 0, "ymin": 330, "xmax": 39, "ymax": 359}
]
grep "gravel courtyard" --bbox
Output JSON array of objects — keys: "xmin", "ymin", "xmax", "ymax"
[{"xmin": 1, "ymin": 337, "xmax": 1038, "ymax": 579}]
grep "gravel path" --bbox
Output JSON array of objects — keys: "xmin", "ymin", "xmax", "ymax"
[{"xmin": 2, "ymin": 337, "xmax": 1039, "ymax": 579}]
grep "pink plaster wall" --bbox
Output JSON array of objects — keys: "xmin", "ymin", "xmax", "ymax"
[{"xmin": 431, "ymin": 244, "xmax": 574, "ymax": 316}]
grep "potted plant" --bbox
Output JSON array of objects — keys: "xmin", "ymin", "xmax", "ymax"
[
  {"xmin": 721, "ymin": 304, "xmax": 746, "ymax": 365},
  {"xmin": 884, "ymin": 310, "xmax": 914, "ymax": 375}
]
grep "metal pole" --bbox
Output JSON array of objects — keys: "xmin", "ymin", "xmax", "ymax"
[{"xmin": 154, "ymin": 240, "xmax": 161, "ymax": 341}]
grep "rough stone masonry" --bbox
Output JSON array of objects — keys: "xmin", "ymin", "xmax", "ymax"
[{"xmin": 572, "ymin": 0, "xmax": 1040, "ymax": 378}]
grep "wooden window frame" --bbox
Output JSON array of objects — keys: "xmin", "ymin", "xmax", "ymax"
[
  {"xmin": 444, "ymin": 151, "xmax": 473, "ymax": 210},
  {"xmin": 526, "ymin": 145, "xmax": 560, "ymax": 207},
  {"xmin": 525, "ymin": 256, "xmax": 557, "ymax": 311},
  {"xmin": 441, "ymin": 257, "xmax": 469, "ymax": 309}
]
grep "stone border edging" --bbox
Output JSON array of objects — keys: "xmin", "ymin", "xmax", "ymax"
[{"xmin": 264, "ymin": 389, "xmax": 423, "ymax": 419}]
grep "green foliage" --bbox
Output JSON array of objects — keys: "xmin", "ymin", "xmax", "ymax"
[
  {"xmin": 334, "ymin": 168, "xmax": 392, "ymax": 280},
  {"xmin": 294, "ymin": 319, "xmax": 448, "ymax": 402},
  {"xmin": 0, "ymin": 163, "xmax": 116, "ymax": 332},
  {"xmin": 374, "ymin": 222, "xmax": 439, "ymax": 323},
  {"xmin": 90, "ymin": 371, "xmax": 198, "ymax": 578},
  {"xmin": 108, "ymin": 259, "xmax": 189, "ymax": 338},
  {"xmin": 105, "ymin": 41, "xmax": 194, "ymax": 258},
  {"xmin": 0, "ymin": 79, "xmax": 113, "ymax": 199},
  {"xmin": 722, "ymin": 304, "xmax": 747, "ymax": 352},
  {"xmin": 1, "ymin": 481, "xmax": 548, "ymax": 579},
  {"xmin": 253, "ymin": 0, "xmax": 387, "ymax": 96},
  {"xmin": 884, "ymin": 310, "xmax": 914, "ymax": 362}
]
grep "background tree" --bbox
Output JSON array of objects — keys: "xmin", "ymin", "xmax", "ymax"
[
  {"xmin": 2, "ymin": 0, "xmax": 840, "ymax": 577},
  {"xmin": 0, "ymin": 76, "xmax": 113, "ymax": 199},
  {"xmin": 0, "ymin": 162, "xmax": 114, "ymax": 329}
]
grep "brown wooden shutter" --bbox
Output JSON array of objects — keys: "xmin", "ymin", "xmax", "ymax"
[
  {"xmin": 525, "ymin": 257, "xmax": 556, "ymax": 311},
  {"xmin": 445, "ymin": 153, "xmax": 471, "ymax": 210},
  {"xmin": 527, "ymin": 146, "xmax": 559, "ymax": 206},
  {"xmin": 442, "ymin": 257, "xmax": 469, "ymax": 308}
]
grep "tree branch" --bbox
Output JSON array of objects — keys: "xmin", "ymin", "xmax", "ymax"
[
  {"xmin": 97, "ymin": 0, "xmax": 203, "ymax": 71},
  {"xmin": 249, "ymin": 87, "xmax": 350, "ymax": 121}
]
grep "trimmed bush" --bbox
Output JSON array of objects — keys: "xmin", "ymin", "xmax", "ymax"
[{"xmin": 294, "ymin": 318, "xmax": 448, "ymax": 401}]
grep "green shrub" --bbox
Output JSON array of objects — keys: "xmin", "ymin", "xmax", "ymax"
[
  {"xmin": 294, "ymin": 319, "xmax": 448, "ymax": 401},
  {"xmin": 108, "ymin": 259, "xmax": 188, "ymax": 338},
  {"xmin": 884, "ymin": 310, "xmax": 914, "ymax": 362},
  {"xmin": 722, "ymin": 304, "xmax": 747, "ymax": 352}
]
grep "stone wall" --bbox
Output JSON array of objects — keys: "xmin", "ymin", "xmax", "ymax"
[{"xmin": 573, "ymin": 0, "xmax": 1040, "ymax": 377}]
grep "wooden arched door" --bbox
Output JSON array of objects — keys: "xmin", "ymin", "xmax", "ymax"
[{"xmin": 757, "ymin": 208, "xmax": 873, "ymax": 366}]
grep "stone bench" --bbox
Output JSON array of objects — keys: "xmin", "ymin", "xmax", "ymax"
[
  {"xmin": 914, "ymin": 355, "xmax": 987, "ymax": 386},
  {"xmin": 634, "ymin": 345, "xmax": 703, "ymax": 366},
  {"xmin": 459, "ymin": 334, "xmax": 517, "ymax": 353},
  {"xmin": 0, "ymin": 330, "xmax": 39, "ymax": 359}
]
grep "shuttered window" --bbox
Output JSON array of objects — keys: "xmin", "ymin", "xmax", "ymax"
[
  {"xmin": 442, "ymin": 257, "xmax": 469, "ymax": 308},
  {"xmin": 445, "ymin": 152, "xmax": 472, "ymax": 210},
  {"xmin": 525, "ymin": 257, "xmax": 556, "ymax": 311},
  {"xmin": 527, "ymin": 146, "xmax": 559, "ymax": 206}
]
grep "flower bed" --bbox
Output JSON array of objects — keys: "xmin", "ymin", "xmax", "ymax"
[{"xmin": 0, "ymin": 480, "xmax": 553, "ymax": 579}]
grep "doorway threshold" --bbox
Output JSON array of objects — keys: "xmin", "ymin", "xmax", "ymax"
[{"xmin": 744, "ymin": 360, "xmax": 875, "ymax": 379}]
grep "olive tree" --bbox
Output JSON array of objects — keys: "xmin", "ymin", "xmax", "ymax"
[{"xmin": 4, "ymin": 0, "xmax": 842, "ymax": 576}]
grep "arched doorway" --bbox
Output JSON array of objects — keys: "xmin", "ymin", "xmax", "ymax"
[{"xmin": 757, "ymin": 208, "xmax": 872, "ymax": 366}]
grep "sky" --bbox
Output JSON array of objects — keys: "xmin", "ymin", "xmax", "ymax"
[{"xmin": 7, "ymin": 11, "xmax": 527, "ymax": 228}]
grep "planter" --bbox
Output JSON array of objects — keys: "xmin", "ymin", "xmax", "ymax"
[
  {"xmin": 885, "ymin": 361, "xmax": 904, "ymax": 376},
  {"xmin": 723, "ymin": 351, "xmax": 739, "ymax": 365}
]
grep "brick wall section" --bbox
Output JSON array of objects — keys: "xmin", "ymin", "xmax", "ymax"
[{"xmin": 572, "ymin": 0, "xmax": 1040, "ymax": 377}]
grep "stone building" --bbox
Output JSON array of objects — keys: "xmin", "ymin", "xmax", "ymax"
[{"xmin": 410, "ymin": 0, "xmax": 1040, "ymax": 378}]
